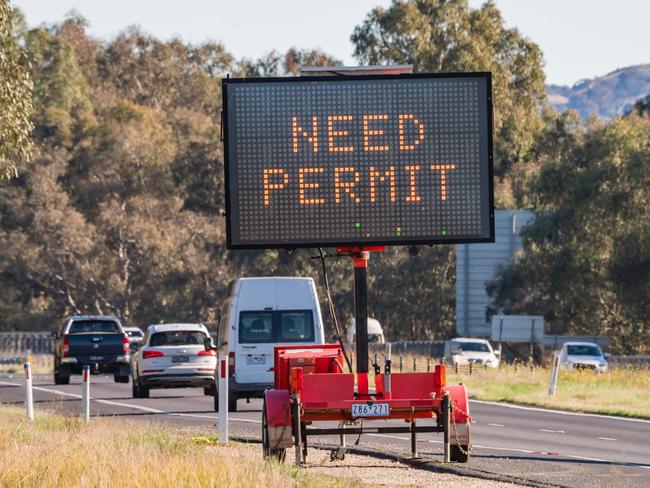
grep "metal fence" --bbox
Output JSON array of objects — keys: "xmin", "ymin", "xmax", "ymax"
[
  {"xmin": 0, "ymin": 333, "xmax": 54, "ymax": 355},
  {"xmin": 608, "ymin": 355, "xmax": 650, "ymax": 369},
  {"xmin": 366, "ymin": 340, "xmax": 445, "ymax": 358}
]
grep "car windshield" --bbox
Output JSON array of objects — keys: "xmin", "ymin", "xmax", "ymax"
[
  {"xmin": 456, "ymin": 342, "xmax": 490, "ymax": 352},
  {"xmin": 69, "ymin": 320, "xmax": 120, "ymax": 334},
  {"xmin": 567, "ymin": 345, "xmax": 602, "ymax": 356},
  {"xmin": 126, "ymin": 330, "xmax": 143, "ymax": 338},
  {"xmin": 239, "ymin": 310, "xmax": 315, "ymax": 344},
  {"xmin": 150, "ymin": 331, "xmax": 207, "ymax": 346}
]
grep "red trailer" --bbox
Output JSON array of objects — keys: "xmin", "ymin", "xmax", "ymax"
[{"xmin": 262, "ymin": 343, "xmax": 471, "ymax": 466}]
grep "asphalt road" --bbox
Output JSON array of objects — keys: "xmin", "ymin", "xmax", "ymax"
[{"xmin": 1, "ymin": 374, "xmax": 649, "ymax": 488}]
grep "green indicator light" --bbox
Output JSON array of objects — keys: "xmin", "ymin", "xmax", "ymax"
[
  {"xmin": 355, "ymin": 222, "xmax": 361, "ymax": 229},
  {"xmin": 396, "ymin": 231, "xmax": 401, "ymax": 236},
  {"xmin": 441, "ymin": 229, "xmax": 447, "ymax": 236}
]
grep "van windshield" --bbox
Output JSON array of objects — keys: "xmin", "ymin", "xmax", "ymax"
[
  {"xmin": 239, "ymin": 311, "xmax": 315, "ymax": 344},
  {"xmin": 455, "ymin": 342, "xmax": 490, "ymax": 352}
]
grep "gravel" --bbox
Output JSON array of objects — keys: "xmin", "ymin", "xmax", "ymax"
[{"xmin": 301, "ymin": 447, "xmax": 525, "ymax": 488}]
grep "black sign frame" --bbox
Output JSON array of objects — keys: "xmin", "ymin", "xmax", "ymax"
[{"xmin": 222, "ymin": 72, "xmax": 495, "ymax": 250}]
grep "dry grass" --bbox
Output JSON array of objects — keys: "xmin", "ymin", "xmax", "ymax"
[
  {"xmin": 0, "ymin": 355, "xmax": 52, "ymax": 375},
  {"xmin": 450, "ymin": 363, "xmax": 650, "ymax": 418},
  {"xmin": 367, "ymin": 355, "xmax": 650, "ymax": 418},
  {"xmin": 0, "ymin": 406, "xmax": 358, "ymax": 488}
]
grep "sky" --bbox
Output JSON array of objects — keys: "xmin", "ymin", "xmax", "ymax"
[{"xmin": 13, "ymin": 0, "xmax": 650, "ymax": 87}]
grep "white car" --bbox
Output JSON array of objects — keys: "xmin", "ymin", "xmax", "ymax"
[
  {"xmin": 559, "ymin": 341, "xmax": 608, "ymax": 373},
  {"xmin": 445, "ymin": 338, "xmax": 500, "ymax": 368},
  {"xmin": 123, "ymin": 326, "xmax": 144, "ymax": 352},
  {"xmin": 131, "ymin": 323, "xmax": 217, "ymax": 398}
]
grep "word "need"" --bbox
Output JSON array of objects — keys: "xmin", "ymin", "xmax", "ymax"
[{"xmin": 292, "ymin": 114, "xmax": 425, "ymax": 153}]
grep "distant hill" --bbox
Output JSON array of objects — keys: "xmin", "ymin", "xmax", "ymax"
[{"xmin": 547, "ymin": 64, "xmax": 650, "ymax": 120}]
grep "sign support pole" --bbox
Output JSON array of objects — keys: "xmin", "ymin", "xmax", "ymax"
[{"xmin": 353, "ymin": 251, "xmax": 369, "ymax": 375}]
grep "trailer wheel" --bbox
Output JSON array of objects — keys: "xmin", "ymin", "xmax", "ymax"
[
  {"xmin": 262, "ymin": 401, "xmax": 286, "ymax": 462},
  {"xmin": 450, "ymin": 445, "xmax": 470, "ymax": 463}
]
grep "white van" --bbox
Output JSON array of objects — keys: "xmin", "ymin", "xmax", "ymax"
[
  {"xmin": 216, "ymin": 277, "xmax": 325, "ymax": 411},
  {"xmin": 346, "ymin": 318, "xmax": 385, "ymax": 344}
]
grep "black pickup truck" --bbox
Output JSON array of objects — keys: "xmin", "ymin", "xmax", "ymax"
[{"xmin": 53, "ymin": 315, "xmax": 131, "ymax": 384}]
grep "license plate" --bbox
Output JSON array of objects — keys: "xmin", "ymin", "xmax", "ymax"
[
  {"xmin": 172, "ymin": 356, "xmax": 189, "ymax": 363},
  {"xmin": 246, "ymin": 355, "xmax": 266, "ymax": 365},
  {"xmin": 351, "ymin": 403, "xmax": 390, "ymax": 418},
  {"xmin": 89, "ymin": 356, "xmax": 103, "ymax": 361}
]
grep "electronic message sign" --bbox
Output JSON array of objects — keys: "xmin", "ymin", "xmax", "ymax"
[{"xmin": 222, "ymin": 73, "xmax": 494, "ymax": 249}]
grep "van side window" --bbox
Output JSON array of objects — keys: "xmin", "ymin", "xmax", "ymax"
[{"xmin": 239, "ymin": 312, "xmax": 273, "ymax": 343}]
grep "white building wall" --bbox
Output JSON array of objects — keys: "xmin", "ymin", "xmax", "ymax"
[{"xmin": 455, "ymin": 210, "xmax": 535, "ymax": 337}]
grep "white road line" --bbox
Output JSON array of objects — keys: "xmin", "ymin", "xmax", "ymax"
[
  {"xmin": 488, "ymin": 423, "xmax": 504, "ymax": 427},
  {"xmin": 367, "ymin": 433, "xmax": 410, "ymax": 441},
  {"xmin": 470, "ymin": 399, "xmax": 650, "ymax": 424},
  {"xmin": 597, "ymin": 437, "xmax": 617, "ymax": 441},
  {"xmin": 466, "ymin": 443, "xmax": 650, "ymax": 470},
  {"xmin": 4, "ymin": 380, "xmax": 649, "ymax": 470},
  {"xmin": 563, "ymin": 453, "xmax": 650, "ymax": 470},
  {"xmin": 539, "ymin": 429, "xmax": 565, "ymax": 434},
  {"xmin": 473, "ymin": 444, "xmax": 536, "ymax": 454},
  {"xmin": 0, "ymin": 380, "xmax": 260, "ymax": 424}
]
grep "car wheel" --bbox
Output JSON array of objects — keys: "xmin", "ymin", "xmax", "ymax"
[
  {"xmin": 132, "ymin": 377, "xmax": 141, "ymax": 398},
  {"xmin": 114, "ymin": 374, "xmax": 130, "ymax": 384},
  {"xmin": 54, "ymin": 373, "xmax": 70, "ymax": 385},
  {"xmin": 204, "ymin": 386, "xmax": 216, "ymax": 396},
  {"xmin": 228, "ymin": 392, "xmax": 238, "ymax": 412},
  {"xmin": 54, "ymin": 366, "xmax": 70, "ymax": 385}
]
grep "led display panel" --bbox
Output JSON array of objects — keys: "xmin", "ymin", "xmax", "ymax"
[{"xmin": 222, "ymin": 73, "xmax": 494, "ymax": 249}]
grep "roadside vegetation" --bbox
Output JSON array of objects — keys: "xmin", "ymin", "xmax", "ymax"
[
  {"xmin": 0, "ymin": 354, "xmax": 52, "ymax": 375},
  {"xmin": 4, "ymin": 1, "xmax": 647, "ymax": 354},
  {"xmin": 0, "ymin": 406, "xmax": 356, "ymax": 488},
  {"xmin": 450, "ymin": 363, "xmax": 650, "ymax": 419},
  {"xmin": 364, "ymin": 355, "xmax": 650, "ymax": 418}
]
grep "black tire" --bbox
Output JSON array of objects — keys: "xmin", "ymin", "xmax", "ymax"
[
  {"xmin": 228, "ymin": 392, "xmax": 238, "ymax": 412},
  {"xmin": 204, "ymin": 386, "xmax": 216, "ymax": 396},
  {"xmin": 132, "ymin": 377, "xmax": 140, "ymax": 398},
  {"xmin": 54, "ymin": 373, "xmax": 70, "ymax": 385},
  {"xmin": 262, "ymin": 400, "xmax": 286, "ymax": 462},
  {"xmin": 114, "ymin": 374, "xmax": 130, "ymax": 384},
  {"xmin": 54, "ymin": 366, "xmax": 70, "ymax": 385},
  {"xmin": 132, "ymin": 376, "xmax": 149, "ymax": 398},
  {"xmin": 450, "ymin": 445, "xmax": 470, "ymax": 463}
]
